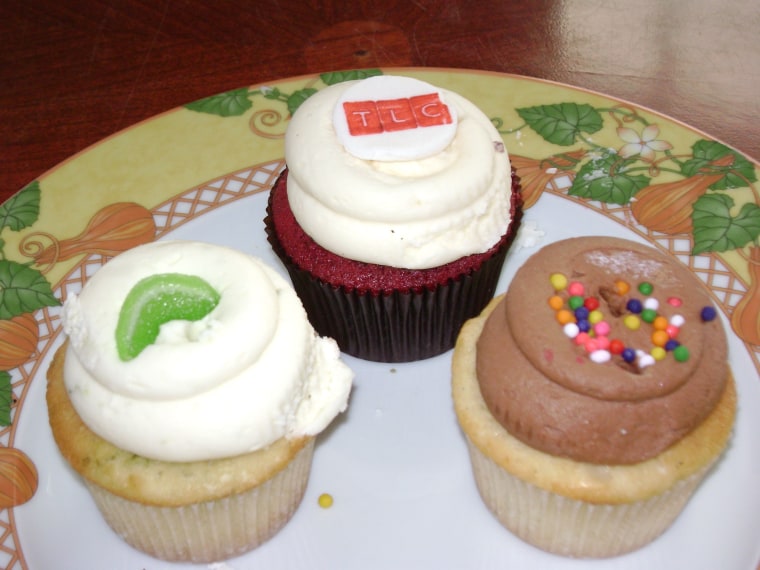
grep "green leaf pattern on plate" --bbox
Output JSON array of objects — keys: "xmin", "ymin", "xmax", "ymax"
[
  {"xmin": 680, "ymin": 140, "xmax": 757, "ymax": 191},
  {"xmin": 0, "ymin": 181, "xmax": 40, "ymax": 232},
  {"xmin": 692, "ymin": 193, "xmax": 760, "ymax": 255},
  {"xmin": 569, "ymin": 152, "xmax": 650, "ymax": 205},
  {"xmin": 184, "ymin": 87, "xmax": 253, "ymax": 117},
  {"xmin": 0, "ymin": 181, "xmax": 60, "ymax": 425},
  {"xmin": 0, "ymin": 260, "xmax": 59, "ymax": 320},
  {"xmin": 320, "ymin": 68, "xmax": 383, "ymax": 85},
  {"xmin": 286, "ymin": 88, "xmax": 318, "ymax": 117},
  {"xmin": 516, "ymin": 103, "xmax": 604, "ymax": 146},
  {"xmin": 503, "ymin": 102, "xmax": 758, "ymax": 256},
  {"xmin": 185, "ymin": 68, "xmax": 383, "ymax": 118},
  {"xmin": 0, "ymin": 181, "xmax": 60, "ymax": 321}
]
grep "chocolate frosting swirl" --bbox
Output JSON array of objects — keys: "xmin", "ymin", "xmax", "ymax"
[{"xmin": 476, "ymin": 237, "xmax": 728, "ymax": 464}]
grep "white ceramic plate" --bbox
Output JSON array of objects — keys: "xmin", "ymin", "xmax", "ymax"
[{"xmin": 4, "ymin": 69, "xmax": 760, "ymax": 569}]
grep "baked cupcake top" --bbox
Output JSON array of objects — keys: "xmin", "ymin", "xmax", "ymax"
[
  {"xmin": 476, "ymin": 237, "xmax": 729, "ymax": 464},
  {"xmin": 61, "ymin": 240, "xmax": 353, "ymax": 462},
  {"xmin": 284, "ymin": 75, "xmax": 513, "ymax": 270}
]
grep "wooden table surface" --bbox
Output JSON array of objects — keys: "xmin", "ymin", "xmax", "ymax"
[{"xmin": 2, "ymin": 0, "xmax": 759, "ymax": 205}]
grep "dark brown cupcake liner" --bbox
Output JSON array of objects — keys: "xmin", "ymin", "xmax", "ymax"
[{"xmin": 264, "ymin": 187, "xmax": 523, "ymax": 362}]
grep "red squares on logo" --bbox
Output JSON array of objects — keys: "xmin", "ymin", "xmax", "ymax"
[
  {"xmin": 375, "ymin": 98, "xmax": 416, "ymax": 132},
  {"xmin": 342, "ymin": 92, "xmax": 453, "ymax": 137},
  {"xmin": 343, "ymin": 101, "xmax": 383, "ymax": 136},
  {"xmin": 410, "ymin": 93, "xmax": 452, "ymax": 127}
]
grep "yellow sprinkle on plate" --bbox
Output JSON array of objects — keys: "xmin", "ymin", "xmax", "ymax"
[{"xmin": 318, "ymin": 493, "xmax": 334, "ymax": 508}]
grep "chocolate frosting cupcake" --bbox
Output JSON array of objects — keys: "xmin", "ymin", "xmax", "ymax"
[{"xmin": 476, "ymin": 237, "xmax": 728, "ymax": 464}]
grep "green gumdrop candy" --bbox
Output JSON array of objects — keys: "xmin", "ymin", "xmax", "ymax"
[{"xmin": 115, "ymin": 273, "xmax": 221, "ymax": 361}]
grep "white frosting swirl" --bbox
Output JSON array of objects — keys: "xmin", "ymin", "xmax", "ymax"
[
  {"xmin": 61, "ymin": 240, "xmax": 353, "ymax": 462},
  {"xmin": 285, "ymin": 77, "xmax": 512, "ymax": 269}
]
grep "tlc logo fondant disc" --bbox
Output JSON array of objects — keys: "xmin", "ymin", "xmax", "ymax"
[{"xmin": 333, "ymin": 76, "xmax": 458, "ymax": 161}]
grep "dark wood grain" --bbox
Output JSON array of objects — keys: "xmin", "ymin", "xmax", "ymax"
[{"xmin": 2, "ymin": 0, "xmax": 759, "ymax": 207}]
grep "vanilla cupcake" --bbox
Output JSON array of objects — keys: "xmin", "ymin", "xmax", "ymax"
[
  {"xmin": 452, "ymin": 237, "xmax": 736, "ymax": 557},
  {"xmin": 47, "ymin": 240, "xmax": 353, "ymax": 563},
  {"xmin": 265, "ymin": 75, "xmax": 522, "ymax": 362}
]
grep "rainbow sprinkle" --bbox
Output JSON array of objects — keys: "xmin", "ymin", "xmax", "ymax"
[{"xmin": 547, "ymin": 273, "xmax": 714, "ymax": 371}]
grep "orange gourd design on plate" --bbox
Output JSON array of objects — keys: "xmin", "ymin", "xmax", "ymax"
[
  {"xmin": 0, "ymin": 313, "xmax": 38, "ymax": 370},
  {"xmin": 0, "ymin": 447, "xmax": 38, "ymax": 508},
  {"xmin": 731, "ymin": 246, "xmax": 760, "ymax": 345},
  {"xmin": 512, "ymin": 150, "xmax": 585, "ymax": 209},
  {"xmin": 630, "ymin": 155, "xmax": 733, "ymax": 235},
  {"xmin": 25, "ymin": 202, "xmax": 156, "ymax": 267}
]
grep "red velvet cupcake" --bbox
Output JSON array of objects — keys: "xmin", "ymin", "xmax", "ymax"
[{"xmin": 264, "ymin": 75, "xmax": 522, "ymax": 362}]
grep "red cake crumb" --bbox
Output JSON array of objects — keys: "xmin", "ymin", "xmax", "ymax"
[{"xmin": 267, "ymin": 168, "xmax": 522, "ymax": 294}]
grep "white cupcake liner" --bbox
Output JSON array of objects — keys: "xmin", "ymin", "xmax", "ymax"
[
  {"xmin": 85, "ymin": 439, "xmax": 315, "ymax": 563},
  {"xmin": 465, "ymin": 437, "xmax": 712, "ymax": 558}
]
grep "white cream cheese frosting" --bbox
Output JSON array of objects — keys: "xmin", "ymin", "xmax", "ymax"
[
  {"xmin": 61, "ymin": 240, "xmax": 353, "ymax": 462},
  {"xmin": 285, "ymin": 75, "xmax": 513, "ymax": 270}
]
